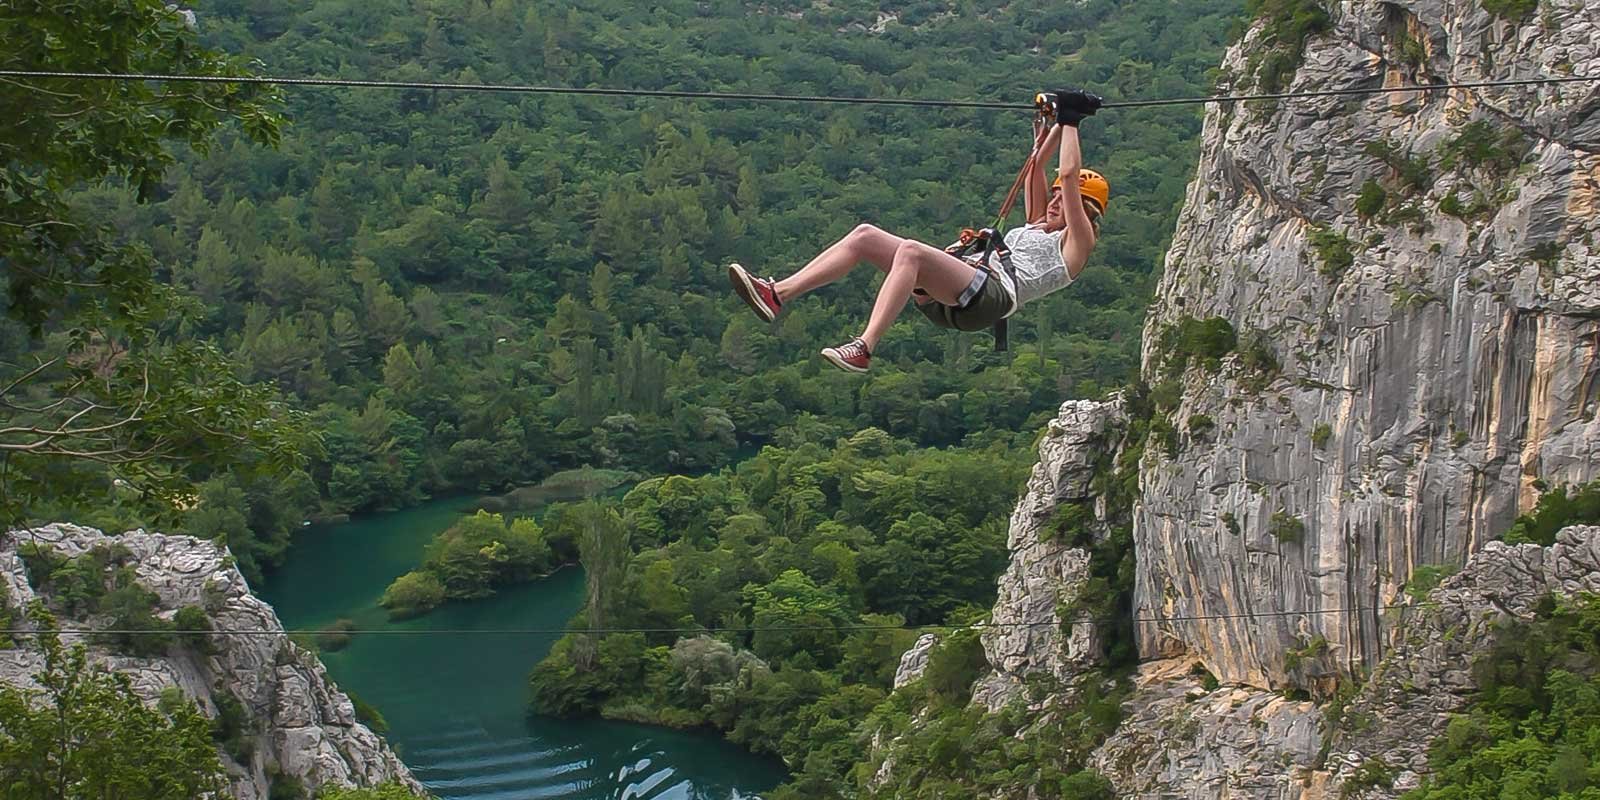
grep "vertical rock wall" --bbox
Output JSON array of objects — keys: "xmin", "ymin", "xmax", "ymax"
[{"xmin": 1135, "ymin": 0, "xmax": 1600, "ymax": 687}]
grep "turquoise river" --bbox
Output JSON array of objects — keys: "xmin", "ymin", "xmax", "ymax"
[{"xmin": 259, "ymin": 497, "xmax": 784, "ymax": 800}]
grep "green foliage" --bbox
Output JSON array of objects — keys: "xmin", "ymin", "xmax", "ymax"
[
  {"xmin": 0, "ymin": 608, "xmax": 227, "ymax": 798},
  {"xmin": 1311, "ymin": 423, "xmax": 1332, "ymax": 449},
  {"xmin": 349, "ymin": 692, "xmax": 390, "ymax": 736},
  {"xmin": 1528, "ymin": 241, "xmax": 1564, "ymax": 271},
  {"xmin": 1284, "ymin": 635, "xmax": 1328, "ymax": 672},
  {"xmin": 1502, "ymin": 481, "xmax": 1600, "ymax": 546},
  {"xmin": 1355, "ymin": 179, "xmax": 1388, "ymax": 218},
  {"xmin": 1342, "ymin": 758, "xmax": 1395, "ymax": 797},
  {"xmin": 1403, "ymin": 594, "xmax": 1600, "ymax": 799},
  {"xmin": 173, "ymin": 605, "xmax": 216, "ymax": 655},
  {"xmin": 862, "ymin": 675, "xmax": 1129, "ymax": 799},
  {"xmin": 210, "ymin": 687, "xmax": 256, "ymax": 763},
  {"xmin": 1043, "ymin": 502, "xmax": 1098, "ymax": 546},
  {"xmin": 269, "ymin": 767, "xmax": 309, "ymax": 800},
  {"xmin": 1404, "ymin": 564, "xmax": 1460, "ymax": 603},
  {"xmin": 1438, "ymin": 191, "xmax": 1491, "ymax": 219},
  {"xmin": 1235, "ymin": 331, "xmax": 1282, "ymax": 392},
  {"xmin": 1439, "ymin": 120, "xmax": 1529, "ymax": 173},
  {"xmin": 1243, "ymin": 0, "xmax": 1333, "ymax": 92},
  {"xmin": 20, "ymin": 0, "xmax": 1239, "ymax": 541},
  {"xmin": 95, "ymin": 574, "xmax": 174, "ymax": 657},
  {"xmin": 20, "ymin": 544, "xmax": 121, "ymax": 616},
  {"xmin": 528, "ymin": 432, "xmax": 1028, "ymax": 793},
  {"xmin": 1391, "ymin": 285, "xmax": 1440, "ymax": 310},
  {"xmin": 380, "ymin": 510, "xmax": 556, "ymax": 618},
  {"xmin": 1157, "ymin": 316, "xmax": 1238, "ymax": 377},
  {"xmin": 923, "ymin": 628, "xmax": 990, "ymax": 707},
  {"xmin": 1270, "ymin": 511, "xmax": 1306, "ymax": 544},
  {"xmin": 1221, "ymin": 511, "xmax": 1242, "ymax": 536},
  {"xmin": 1186, "ymin": 414, "xmax": 1216, "ymax": 437},
  {"xmin": 1364, "ymin": 140, "xmax": 1434, "ymax": 195},
  {"xmin": 378, "ymin": 571, "xmax": 446, "ymax": 620},
  {"xmin": 183, "ymin": 471, "xmax": 318, "ymax": 585},
  {"xmin": 1479, "ymin": 0, "xmax": 1537, "ymax": 21},
  {"xmin": 20, "ymin": 543, "xmax": 185, "ymax": 657},
  {"xmin": 1309, "ymin": 225, "xmax": 1356, "ymax": 278},
  {"xmin": 1398, "ymin": 34, "xmax": 1427, "ymax": 67},
  {"xmin": 0, "ymin": 0, "xmax": 310, "ymax": 525}
]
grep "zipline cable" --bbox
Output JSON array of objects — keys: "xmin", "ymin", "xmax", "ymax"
[
  {"xmin": 1, "ymin": 603, "xmax": 1418, "ymax": 637},
  {"xmin": 0, "ymin": 70, "xmax": 1595, "ymax": 111}
]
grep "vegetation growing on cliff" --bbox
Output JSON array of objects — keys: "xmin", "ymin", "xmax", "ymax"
[
  {"xmin": 1502, "ymin": 480, "xmax": 1600, "ymax": 547},
  {"xmin": 1241, "ymin": 0, "xmax": 1333, "ymax": 92},
  {"xmin": 0, "ymin": 610, "xmax": 228, "ymax": 799},
  {"xmin": 17, "ymin": 542, "xmax": 221, "ymax": 658},
  {"xmin": 1404, "ymin": 594, "xmax": 1600, "ymax": 799}
]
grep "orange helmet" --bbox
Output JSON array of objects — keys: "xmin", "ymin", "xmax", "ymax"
[{"xmin": 1053, "ymin": 168, "xmax": 1111, "ymax": 216}]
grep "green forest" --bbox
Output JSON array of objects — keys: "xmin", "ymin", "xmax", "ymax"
[{"xmin": 47, "ymin": 0, "xmax": 1241, "ymax": 584}]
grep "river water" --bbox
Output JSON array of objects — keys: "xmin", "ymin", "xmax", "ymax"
[{"xmin": 258, "ymin": 497, "xmax": 783, "ymax": 799}]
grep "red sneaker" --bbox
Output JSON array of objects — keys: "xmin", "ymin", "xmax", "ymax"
[
  {"xmin": 821, "ymin": 338, "xmax": 872, "ymax": 373},
  {"xmin": 728, "ymin": 263, "xmax": 783, "ymax": 322}
]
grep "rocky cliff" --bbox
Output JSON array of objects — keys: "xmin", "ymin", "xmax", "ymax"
[
  {"xmin": 890, "ymin": 0, "xmax": 1600, "ymax": 797},
  {"xmin": 0, "ymin": 524, "xmax": 422, "ymax": 800},
  {"xmin": 1138, "ymin": 0, "xmax": 1598, "ymax": 686}
]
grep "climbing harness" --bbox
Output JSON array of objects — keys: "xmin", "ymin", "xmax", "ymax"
[{"xmin": 927, "ymin": 95, "xmax": 1061, "ymax": 351}]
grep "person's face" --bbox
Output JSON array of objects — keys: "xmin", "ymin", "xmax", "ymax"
[{"xmin": 1045, "ymin": 186, "xmax": 1067, "ymax": 231}]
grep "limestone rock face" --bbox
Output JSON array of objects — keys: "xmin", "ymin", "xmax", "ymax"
[
  {"xmin": 1086, "ymin": 526, "xmax": 1600, "ymax": 798},
  {"xmin": 975, "ymin": 399, "xmax": 1125, "ymax": 711},
  {"xmin": 0, "ymin": 524, "xmax": 421, "ymax": 800},
  {"xmin": 1319, "ymin": 524, "xmax": 1600, "ymax": 797},
  {"xmin": 1092, "ymin": 659, "xmax": 1328, "ymax": 800},
  {"xmin": 1135, "ymin": 0, "xmax": 1600, "ymax": 687}
]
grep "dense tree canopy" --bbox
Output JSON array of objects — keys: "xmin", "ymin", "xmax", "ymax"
[
  {"xmin": 0, "ymin": 0, "xmax": 311, "ymax": 528},
  {"xmin": 527, "ymin": 430, "xmax": 1029, "ymax": 793}
]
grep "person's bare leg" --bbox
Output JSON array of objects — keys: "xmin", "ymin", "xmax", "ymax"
[
  {"xmin": 859, "ymin": 240, "xmax": 981, "ymax": 351},
  {"xmin": 774, "ymin": 223, "xmax": 902, "ymax": 302}
]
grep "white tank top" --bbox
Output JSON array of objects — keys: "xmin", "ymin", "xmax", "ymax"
[{"xmin": 1000, "ymin": 224, "xmax": 1074, "ymax": 311}]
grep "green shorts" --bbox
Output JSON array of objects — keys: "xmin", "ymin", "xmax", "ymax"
[{"xmin": 916, "ymin": 267, "xmax": 1015, "ymax": 332}]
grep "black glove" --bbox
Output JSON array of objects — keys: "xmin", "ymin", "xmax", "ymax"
[{"xmin": 1053, "ymin": 89, "xmax": 1103, "ymax": 127}]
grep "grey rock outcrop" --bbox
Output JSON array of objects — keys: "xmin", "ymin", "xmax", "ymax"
[
  {"xmin": 893, "ymin": 633, "xmax": 939, "ymax": 690},
  {"xmin": 0, "ymin": 524, "xmax": 421, "ymax": 800},
  {"xmin": 1092, "ymin": 659, "xmax": 1327, "ymax": 799},
  {"xmin": 1320, "ymin": 524, "xmax": 1600, "ymax": 797},
  {"xmin": 1135, "ymin": 0, "xmax": 1599, "ymax": 687},
  {"xmin": 1086, "ymin": 525, "xmax": 1600, "ymax": 798},
  {"xmin": 974, "ymin": 399, "xmax": 1126, "ymax": 711}
]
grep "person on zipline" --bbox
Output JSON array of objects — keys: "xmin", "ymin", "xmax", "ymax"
[{"xmin": 728, "ymin": 89, "xmax": 1109, "ymax": 373}]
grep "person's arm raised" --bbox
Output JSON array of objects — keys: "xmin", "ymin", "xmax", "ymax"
[
  {"xmin": 1051, "ymin": 90, "xmax": 1102, "ymax": 277},
  {"xmin": 1023, "ymin": 121, "xmax": 1058, "ymax": 225}
]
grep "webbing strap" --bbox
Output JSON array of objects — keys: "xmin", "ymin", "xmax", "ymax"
[{"xmin": 991, "ymin": 152, "xmax": 1036, "ymax": 229}]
